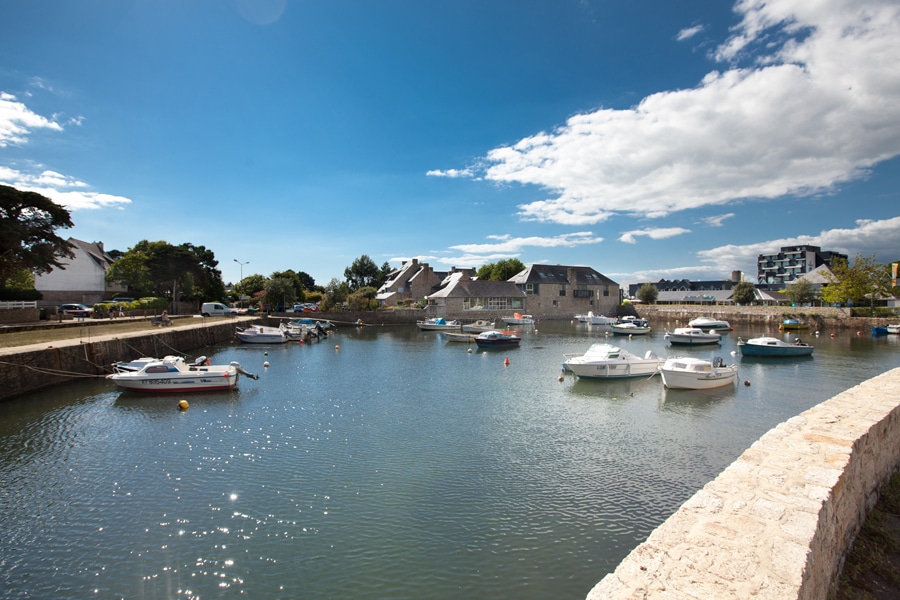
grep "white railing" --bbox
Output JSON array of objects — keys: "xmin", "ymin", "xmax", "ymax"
[{"xmin": 0, "ymin": 301, "xmax": 38, "ymax": 310}]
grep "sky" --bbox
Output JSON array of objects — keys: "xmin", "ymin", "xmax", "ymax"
[{"xmin": 1, "ymin": 0, "xmax": 899, "ymax": 290}]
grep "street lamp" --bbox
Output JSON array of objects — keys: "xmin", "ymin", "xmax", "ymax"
[{"xmin": 234, "ymin": 259, "xmax": 249, "ymax": 308}]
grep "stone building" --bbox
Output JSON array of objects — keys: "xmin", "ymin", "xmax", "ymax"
[
  {"xmin": 508, "ymin": 264, "xmax": 619, "ymax": 320},
  {"xmin": 424, "ymin": 271, "xmax": 526, "ymax": 318},
  {"xmin": 376, "ymin": 258, "xmax": 447, "ymax": 305}
]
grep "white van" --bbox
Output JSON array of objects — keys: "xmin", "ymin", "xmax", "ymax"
[{"xmin": 201, "ymin": 302, "xmax": 237, "ymax": 317}]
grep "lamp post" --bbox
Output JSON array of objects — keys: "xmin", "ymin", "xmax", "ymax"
[{"xmin": 234, "ymin": 259, "xmax": 249, "ymax": 308}]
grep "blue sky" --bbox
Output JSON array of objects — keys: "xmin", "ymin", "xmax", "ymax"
[{"xmin": 1, "ymin": 0, "xmax": 899, "ymax": 289}]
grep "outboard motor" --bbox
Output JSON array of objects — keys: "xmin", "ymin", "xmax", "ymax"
[
  {"xmin": 192, "ymin": 356, "xmax": 208, "ymax": 367},
  {"xmin": 230, "ymin": 361, "xmax": 260, "ymax": 380}
]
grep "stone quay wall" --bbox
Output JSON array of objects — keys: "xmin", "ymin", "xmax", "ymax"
[
  {"xmin": 638, "ymin": 304, "xmax": 895, "ymax": 332},
  {"xmin": 0, "ymin": 320, "xmax": 242, "ymax": 401},
  {"xmin": 587, "ymin": 366, "xmax": 900, "ymax": 600}
]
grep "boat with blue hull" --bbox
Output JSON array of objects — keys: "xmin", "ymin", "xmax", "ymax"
[{"xmin": 737, "ymin": 336, "xmax": 814, "ymax": 357}]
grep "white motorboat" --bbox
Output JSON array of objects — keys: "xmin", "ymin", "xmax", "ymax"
[
  {"xmin": 501, "ymin": 313, "xmax": 535, "ymax": 325},
  {"xmin": 107, "ymin": 355, "xmax": 258, "ymax": 393},
  {"xmin": 737, "ymin": 336, "xmax": 814, "ymax": 357},
  {"xmin": 886, "ymin": 324, "xmax": 900, "ymax": 334},
  {"xmin": 687, "ymin": 317, "xmax": 732, "ymax": 331},
  {"xmin": 610, "ymin": 318, "xmax": 651, "ymax": 335},
  {"xmin": 664, "ymin": 327, "xmax": 722, "ymax": 345},
  {"xmin": 660, "ymin": 356, "xmax": 738, "ymax": 390},
  {"xmin": 461, "ymin": 319, "xmax": 496, "ymax": 333},
  {"xmin": 562, "ymin": 343, "xmax": 663, "ymax": 379},
  {"xmin": 574, "ymin": 311, "xmax": 617, "ymax": 325},
  {"xmin": 236, "ymin": 324, "xmax": 289, "ymax": 344},
  {"xmin": 443, "ymin": 332, "xmax": 479, "ymax": 343},
  {"xmin": 416, "ymin": 317, "xmax": 462, "ymax": 331}
]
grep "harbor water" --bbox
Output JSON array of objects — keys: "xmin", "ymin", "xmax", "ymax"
[{"xmin": 1, "ymin": 320, "xmax": 898, "ymax": 599}]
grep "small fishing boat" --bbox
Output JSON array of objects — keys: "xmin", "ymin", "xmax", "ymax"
[
  {"xmin": 462, "ymin": 319, "xmax": 496, "ymax": 333},
  {"xmin": 887, "ymin": 324, "xmax": 900, "ymax": 335},
  {"xmin": 687, "ymin": 317, "xmax": 732, "ymax": 331},
  {"xmin": 416, "ymin": 317, "xmax": 463, "ymax": 331},
  {"xmin": 737, "ymin": 336, "xmax": 814, "ymax": 357},
  {"xmin": 574, "ymin": 311, "xmax": 617, "ymax": 325},
  {"xmin": 501, "ymin": 313, "xmax": 535, "ymax": 325},
  {"xmin": 664, "ymin": 327, "xmax": 721, "ymax": 345},
  {"xmin": 660, "ymin": 356, "xmax": 738, "ymax": 390},
  {"xmin": 474, "ymin": 330, "xmax": 521, "ymax": 348},
  {"xmin": 443, "ymin": 332, "xmax": 479, "ymax": 343},
  {"xmin": 107, "ymin": 355, "xmax": 258, "ymax": 392},
  {"xmin": 779, "ymin": 319, "xmax": 810, "ymax": 331},
  {"xmin": 562, "ymin": 343, "xmax": 663, "ymax": 379},
  {"xmin": 872, "ymin": 325, "xmax": 889, "ymax": 337},
  {"xmin": 236, "ymin": 324, "xmax": 289, "ymax": 344},
  {"xmin": 610, "ymin": 318, "xmax": 651, "ymax": 335}
]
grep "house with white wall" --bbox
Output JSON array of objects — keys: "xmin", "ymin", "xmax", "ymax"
[{"xmin": 34, "ymin": 238, "xmax": 126, "ymax": 306}]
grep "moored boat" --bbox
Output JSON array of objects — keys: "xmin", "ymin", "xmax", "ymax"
[
  {"xmin": 474, "ymin": 330, "xmax": 521, "ymax": 348},
  {"xmin": 687, "ymin": 317, "xmax": 732, "ymax": 331},
  {"xmin": 737, "ymin": 336, "xmax": 814, "ymax": 357},
  {"xmin": 106, "ymin": 355, "xmax": 258, "ymax": 392},
  {"xmin": 664, "ymin": 327, "xmax": 721, "ymax": 345},
  {"xmin": 779, "ymin": 319, "xmax": 810, "ymax": 331},
  {"xmin": 443, "ymin": 332, "xmax": 479, "ymax": 343},
  {"xmin": 574, "ymin": 311, "xmax": 617, "ymax": 325},
  {"xmin": 660, "ymin": 356, "xmax": 738, "ymax": 390},
  {"xmin": 236, "ymin": 324, "xmax": 289, "ymax": 344},
  {"xmin": 416, "ymin": 317, "xmax": 463, "ymax": 331},
  {"xmin": 872, "ymin": 325, "xmax": 889, "ymax": 337},
  {"xmin": 462, "ymin": 319, "xmax": 496, "ymax": 333},
  {"xmin": 562, "ymin": 343, "xmax": 663, "ymax": 379},
  {"xmin": 887, "ymin": 324, "xmax": 900, "ymax": 335},
  {"xmin": 610, "ymin": 318, "xmax": 651, "ymax": 335},
  {"xmin": 501, "ymin": 313, "xmax": 535, "ymax": 325}
]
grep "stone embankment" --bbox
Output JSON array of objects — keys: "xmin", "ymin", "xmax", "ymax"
[
  {"xmin": 587, "ymin": 367, "xmax": 900, "ymax": 600},
  {"xmin": 638, "ymin": 304, "xmax": 894, "ymax": 332},
  {"xmin": 0, "ymin": 317, "xmax": 254, "ymax": 401}
]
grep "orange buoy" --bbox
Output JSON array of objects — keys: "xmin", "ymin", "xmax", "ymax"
[
  {"xmin": 178, "ymin": 400, "xmax": 189, "ymax": 410},
  {"xmin": 504, "ymin": 356, "xmax": 510, "ymax": 366}
]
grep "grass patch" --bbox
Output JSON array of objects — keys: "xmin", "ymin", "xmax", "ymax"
[{"xmin": 833, "ymin": 469, "xmax": 900, "ymax": 599}]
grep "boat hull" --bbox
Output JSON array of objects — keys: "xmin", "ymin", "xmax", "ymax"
[
  {"xmin": 566, "ymin": 361, "xmax": 660, "ymax": 379},
  {"xmin": 660, "ymin": 367, "xmax": 737, "ymax": 389},
  {"xmin": 660, "ymin": 357, "xmax": 737, "ymax": 389},
  {"xmin": 610, "ymin": 325, "xmax": 651, "ymax": 335},
  {"xmin": 107, "ymin": 371, "xmax": 238, "ymax": 392},
  {"xmin": 737, "ymin": 337, "xmax": 814, "ymax": 357}
]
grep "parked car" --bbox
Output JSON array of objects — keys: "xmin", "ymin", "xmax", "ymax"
[
  {"xmin": 201, "ymin": 302, "xmax": 238, "ymax": 317},
  {"xmin": 58, "ymin": 303, "xmax": 92, "ymax": 318}
]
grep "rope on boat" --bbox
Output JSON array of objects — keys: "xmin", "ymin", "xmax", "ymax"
[
  {"xmin": 629, "ymin": 370, "xmax": 661, "ymax": 397},
  {"xmin": 0, "ymin": 359, "xmax": 107, "ymax": 379}
]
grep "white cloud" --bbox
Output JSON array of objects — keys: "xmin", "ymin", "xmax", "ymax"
[
  {"xmin": 449, "ymin": 231, "xmax": 602, "ymax": 254},
  {"xmin": 618, "ymin": 227, "xmax": 691, "ymax": 244},
  {"xmin": 426, "ymin": 168, "xmax": 475, "ymax": 178},
  {"xmin": 0, "ymin": 167, "xmax": 131, "ymax": 210},
  {"xmin": 699, "ymin": 213, "xmax": 734, "ymax": 227},
  {"xmin": 445, "ymin": 0, "xmax": 900, "ymax": 226},
  {"xmin": 676, "ymin": 24, "xmax": 705, "ymax": 42},
  {"xmin": 696, "ymin": 215, "xmax": 900, "ymax": 280},
  {"xmin": 0, "ymin": 92, "xmax": 63, "ymax": 147}
]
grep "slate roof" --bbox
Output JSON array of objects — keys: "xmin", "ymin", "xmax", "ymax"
[
  {"xmin": 428, "ymin": 278, "xmax": 525, "ymax": 299},
  {"xmin": 509, "ymin": 264, "xmax": 618, "ymax": 286}
]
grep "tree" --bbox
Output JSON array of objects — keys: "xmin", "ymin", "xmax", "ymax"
[
  {"xmin": 235, "ymin": 274, "xmax": 267, "ymax": 300},
  {"xmin": 731, "ymin": 282, "xmax": 756, "ymax": 306},
  {"xmin": 264, "ymin": 276, "xmax": 296, "ymax": 311},
  {"xmin": 636, "ymin": 283, "xmax": 659, "ymax": 304},
  {"xmin": 295, "ymin": 271, "xmax": 316, "ymax": 292},
  {"xmin": 347, "ymin": 286, "xmax": 378, "ymax": 311},
  {"xmin": 0, "ymin": 185, "xmax": 75, "ymax": 290},
  {"xmin": 476, "ymin": 258, "xmax": 526, "ymax": 281},
  {"xmin": 106, "ymin": 240, "xmax": 225, "ymax": 301},
  {"xmin": 344, "ymin": 255, "xmax": 380, "ymax": 291},
  {"xmin": 783, "ymin": 278, "xmax": 818, "ymax": 306},
  {"xmin": 321, "ymin": 277, "xmax": 349, "ymax": 310},
  {"xmin": 271, "ymin": 269, "xmax": 306, "ymax": 302},
  {"xmin": 821, "ymin": 254, "xmax": 890, "ymax": 307}
]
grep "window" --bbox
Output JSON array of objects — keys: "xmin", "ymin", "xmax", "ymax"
[
  {"xmin": 559, "ymin": 286, "xmax": 566, "ymax": 296},
  {"xmin": 525, "ymin": 283, "xmax": 539, "ymax": 295}
]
